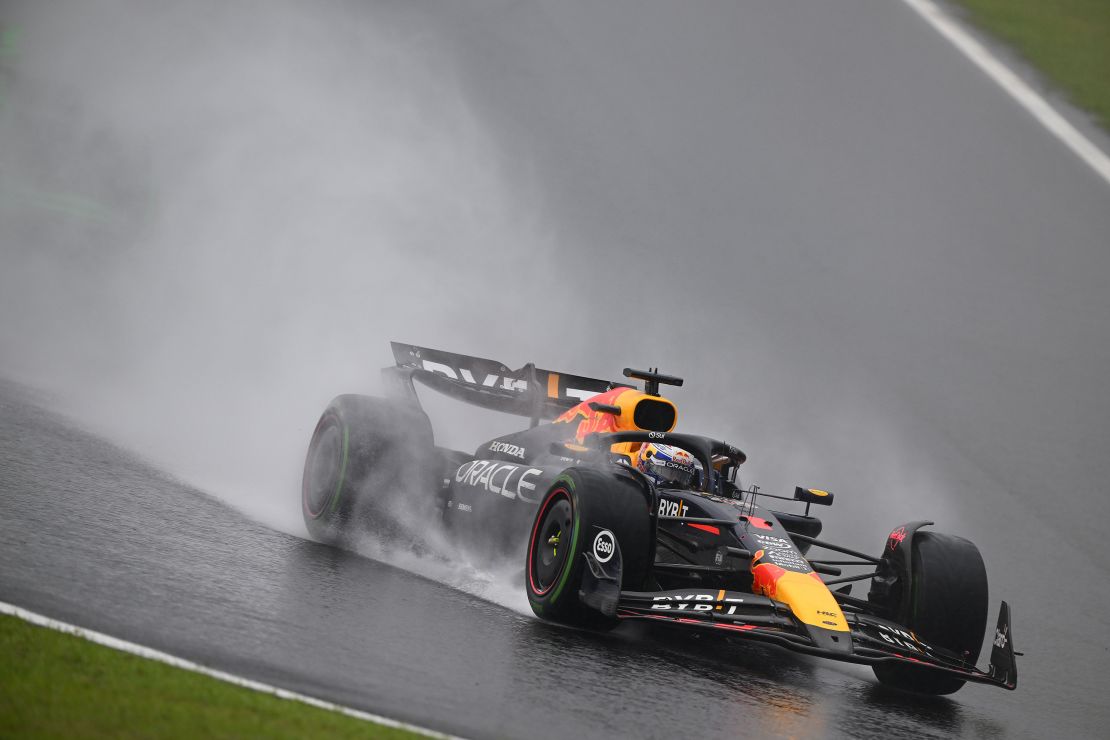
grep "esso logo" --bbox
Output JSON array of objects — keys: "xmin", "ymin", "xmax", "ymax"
[{"xmin": 592, "ymin": 529, "xmax": 616, "ymax": 563}]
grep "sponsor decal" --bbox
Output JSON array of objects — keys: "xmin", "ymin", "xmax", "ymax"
[
  {"xmin": 650, "ymin": 592, "xmax": 747, "ymax": 612},
  {"xmin": 875, "ymin": 623, "xmax": 923, "ymax": 653},
  {"xmin": 592, "ymin": 529, "xmax": 616, "ymax": 563},
  {"xmin": 488, "ymin": 441, "xmax": 526, "ymax": 459},
  {"xmin": 752, "ymin": 533, "xmax": 791, "ymax": 549},
  {"xmin": 457, "ymin": 502, "xmax": 473, "ymax": 513},
  {"xmin": 454, "ymin": 460, "xmax": 543, "ymax": 503},
  {"xmin": 888, "ymin": 526, "xmax": 907, "ymax": 551},
  {"xmin": 751, "ymin": 533, "xmax": 811, "ymax": 572},
  {"xmin": 648, "ymin": 431, "xmax": 666, "ymax": 439},
  {"xmin": 658, "ymin": 498, "xmax": 688, "ymax": 518},
  {"xmin": 994, "ymin": 625, "xmax": 1008, "ymax": 650},
  {"xmin": 421, "ymin": 360, "xmax": 528, "ymax": 393},
  {"xmin": 419, "ymin": 360, "xmax": 608, "ymax": 404}
]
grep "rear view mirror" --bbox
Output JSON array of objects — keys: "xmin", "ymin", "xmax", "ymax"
[{"xmin": 794, "ymin": 487, "xmax": 834, "ymax": 506}]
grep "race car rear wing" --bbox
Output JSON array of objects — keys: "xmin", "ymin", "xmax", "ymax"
[{"xmin": 383, "ymin": 342, "xmax": 630, "ymax": 424}]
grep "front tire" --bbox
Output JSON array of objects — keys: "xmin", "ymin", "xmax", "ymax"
[
  {"xmin": 302, "ymin": 394, "xmax": 434, "ymax": 545},
  {"xmin": 525, "ymin": 467, "xmax": 652, "ymax": 630},
  {"xmin": 872, "ymin": 531, "xmax": 989, "ymax": 695}
]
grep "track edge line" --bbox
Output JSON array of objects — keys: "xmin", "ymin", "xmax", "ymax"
[
  {"xmin": 0, "ymin": 600, "xmax": 466, "ymax": 740},
  {"xmin": 901, "ymin": 0, "xmax": 1110, "ymax": 187}
]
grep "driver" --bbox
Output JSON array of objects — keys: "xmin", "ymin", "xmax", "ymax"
[{"xmin": 634, "ymin": 443, "xmax": 702, "ymax": 489}]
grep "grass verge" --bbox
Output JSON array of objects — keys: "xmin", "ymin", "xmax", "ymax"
[
  {"xmin": 949, "ymin": 0, "xmax": 1110, "ymax": 129},
  {"xmin": 0, "ymin": 614, "xmax": 424, "ymax": 739}
]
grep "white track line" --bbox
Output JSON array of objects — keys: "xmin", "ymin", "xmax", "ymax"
[
  {"xmin": 0, "ymin": 601, "xmax": 465, "ymax": 740},
  {"xmin": 901, "ymin": 0, "xmax": 1110, "ymax": 187}
]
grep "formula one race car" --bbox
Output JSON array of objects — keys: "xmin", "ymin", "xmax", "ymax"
[{"xmin": 301, "ymin": 343, "xmax": 1018, "ymax": 695}]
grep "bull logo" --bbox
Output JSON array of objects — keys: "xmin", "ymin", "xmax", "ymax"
[{"xmin": 888, "ymin": 526, "xmax": 907, "ymax": 551}]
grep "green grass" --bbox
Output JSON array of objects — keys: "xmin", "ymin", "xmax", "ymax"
[
  {"xmin": 950, "ymin": 0, "xmax": 1110, "ymax": 129},
  {"xmin": 0, "ymin": 615, "xmax": 425, "ymax": 739}
]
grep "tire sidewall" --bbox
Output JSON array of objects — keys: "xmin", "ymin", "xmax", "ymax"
[
  {"xmin": 526, "ymin": 482, "xmax": 579, "ymax": 602},
  {"xmin": 303, "ymin": 410, "xmax": 347, "ymax": 522},
  {"xmin": 526, "ymin": 468, "xmax": 651, "ymax": 629},
  {"xmin": 301, "ymin": 394, "xmax": 434, "ymax": 544}
]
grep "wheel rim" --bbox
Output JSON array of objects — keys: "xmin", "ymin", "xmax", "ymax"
[
  {"xmin": 304, "ymin": 421, "xmax": 342, "ymax": 518},
  {"xmin": 529, "ymin": 492, "xmax": 573, "ymax": 595}
]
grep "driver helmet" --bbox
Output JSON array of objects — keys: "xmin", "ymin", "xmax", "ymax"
[{"xmin": 636, "ymin": 443, "xmax": 701, "ymax": 489}]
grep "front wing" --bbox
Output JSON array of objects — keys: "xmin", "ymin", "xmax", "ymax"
[{"xmin": 612, "ymin": 588, "xmax": 1017, "ymax": 690}]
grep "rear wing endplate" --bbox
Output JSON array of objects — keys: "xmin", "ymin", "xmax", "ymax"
[{"xmin": 384, "ymin": 342, "xmax": 629, "ymax": 423}]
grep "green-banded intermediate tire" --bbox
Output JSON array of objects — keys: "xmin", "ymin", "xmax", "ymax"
[
  {"xmin": 301, "ymin": 394, "xmax": 434, "ymax": 545},
  {"xmin": 525, "ymin": 467, "xmax": 652, "ymax": 630},
  {"xmin": 873, "ymin": 531, "xmax": 989, "ymax": 695}
]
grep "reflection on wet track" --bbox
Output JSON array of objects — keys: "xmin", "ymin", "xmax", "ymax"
[{"xmin": 0, "ymin": 384, "xmax": 1032, "ymax": 739}]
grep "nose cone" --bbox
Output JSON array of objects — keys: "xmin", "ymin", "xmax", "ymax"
[{"xmin": 753, "ymin": 566, "xmax": 850, "ymax": 631}]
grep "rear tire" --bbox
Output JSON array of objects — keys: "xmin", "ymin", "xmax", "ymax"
[
  {"xmin": 525, "ymin": 467, "xmax": 652, "ymax": 631},
  {"xmin": 872, "ymin": 531, "xmax": 988, "ymax": 695},
  {"xmin": 302, "ymin": 394, "xmax": 435, "ymax": 546}
]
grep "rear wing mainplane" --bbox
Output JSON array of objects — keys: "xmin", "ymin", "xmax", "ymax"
[{"xmin": 384, "ymin": 342, "xmax": 630, "ymax": 424}]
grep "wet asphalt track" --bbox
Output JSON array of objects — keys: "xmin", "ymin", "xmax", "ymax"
[{"xmin": 0, "ymin": 384, "xmax": 1029, "ymax": 739}]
